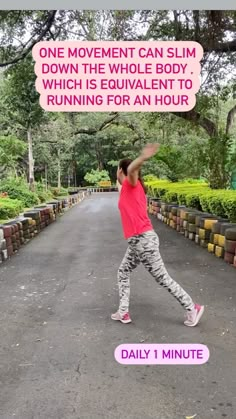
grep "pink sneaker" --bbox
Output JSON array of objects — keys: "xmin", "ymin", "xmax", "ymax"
[
  {"xmin": 111, "ymin": 311, "xmax": 132, "ymax": 324},
  {"xmin": 184, "ymin": 304, "xmax": 205, "ymax": 327}
]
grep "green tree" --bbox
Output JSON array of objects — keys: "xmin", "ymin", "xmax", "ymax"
[
  {"xmin": 2, "ymin": 55, "xmax": 45, "ymax": 190},
  {"xmin": 0, "ymin": 11, "xmax": 235, "ymax": 189},
  {"xmin": 0, "ymin": 135, "xmax": 27, "ymax": 176},
  {"xmin": 84, "ymin": 169, "xmax": 110, "ymax": 186},
  {"xmin": 33, "ymin": 113, "xmax": 75, "ymax": 189}
]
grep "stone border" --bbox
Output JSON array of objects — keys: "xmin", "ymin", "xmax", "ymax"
[
  {"xmin": 148, "ymin": 197, "xmax": 236, "ymax": 269},
  {"xmin": 0, "ymin": 191, "xmax": 89, "ymax": 264}
]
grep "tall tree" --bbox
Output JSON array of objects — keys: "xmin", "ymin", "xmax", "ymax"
[
  {"xmin": 2, "ymin": 55, "xmax": 45, "ymax": 190},
  {"xmin": 0, "ymin": 11, "xmax": 57, "ymax": 67},
  {"xmin": 0, "ymin": 135, "xmax": 27, "ymax": 177}
]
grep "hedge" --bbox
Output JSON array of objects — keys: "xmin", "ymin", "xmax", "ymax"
[{"xmin": 146, "ymin": 180, "xmax": 236, "ymax": 222}]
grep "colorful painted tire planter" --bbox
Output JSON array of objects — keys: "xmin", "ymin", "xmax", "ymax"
[
  {"xmin": 148, "ymin": 197, "xmax": 236, "ymax": 269},
  {"xmin": 0, "ymin": 191, "xmax": 88, "ymax": 265}
]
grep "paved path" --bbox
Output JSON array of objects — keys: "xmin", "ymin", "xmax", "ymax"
[{"xmin": 0, "ymin": 193, "xmax": 235, "ymax": 419}]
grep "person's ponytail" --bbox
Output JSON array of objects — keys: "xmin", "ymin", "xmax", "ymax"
[{"xmin": 138, "ymin": 171, "xmax": 147, "ymax": 194}]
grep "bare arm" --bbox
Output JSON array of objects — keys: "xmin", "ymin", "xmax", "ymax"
[{"xmin": 127, "ymin": 143, "xmax": 160, "ymax": 186}]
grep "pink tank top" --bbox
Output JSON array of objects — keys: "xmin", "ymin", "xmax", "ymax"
[{"xmin": 118, "ymin": 178, "xmax": 153, "ymax": 239}]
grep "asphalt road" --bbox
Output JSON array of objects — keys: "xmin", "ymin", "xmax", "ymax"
[{"xmin": 0, "ymin": 193, "xmax": 235, "ymax": 419}]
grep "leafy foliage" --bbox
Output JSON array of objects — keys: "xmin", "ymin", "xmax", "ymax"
[
  {"xmin": 0, "ymin": 197, "xmax": 24, "ymax": 219},
  {"xmin": 3, "ymin": 55, "xmax": 44, "ymax": 129},
  {"xmin": 0, "ymin": 11, "xmax": 235, "ymax": 191},
  {"xmin": 146, "ymin": 179, "xmax": 236, "ymax": 221},
  {"xmin": 84, "ymin": 169, "xmax": 110, "ymax": 186},
  {"xmin": 0, "ymin": 177, "xmax": 39, "ymax": 207},
  {"xmin": 0, "ymin": 135, "xmax": 26, "ymax": 175}
]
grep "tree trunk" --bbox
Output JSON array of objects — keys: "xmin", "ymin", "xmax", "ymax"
[
  {"xmin": 208, "ymin": 135, "xmax": 230, "ymax": 189},
  {"xmin": 27, "ymin": 127, "xmax": 35, "ymax": 192},
  {"xmin": 68, "ymin": 167, "xmax": 71, "ymax": 188},
  {"xmin": 94, "ymin": 141, "xmax": 104, "ymax": 171},
  {"xmin": 45, "ymin": 165, "xmax": 48, "ymax": 191},
  {"xmin": 14, "ymin": 165, "xmax": 18, "ymax": 178},
  {"xmin": 173, "ymin": 11, "xmax": 181, "ymax": 41},
  {"xmin": 57, "ymin": 149, "xmax": 61, "ymax": 190},
  {"xmin": 74, "ymin": 163, "xmax": 77, "ymax": 187}
]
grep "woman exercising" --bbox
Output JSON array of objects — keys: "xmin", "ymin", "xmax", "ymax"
[{"xmin": 112, "ymin": 143, "xmax": 204, "ymax": 327}]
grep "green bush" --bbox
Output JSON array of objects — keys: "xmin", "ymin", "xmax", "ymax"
[
  {"xmin": 146, "ymin": 179, "xmax": 236, "ymax": 221},
  {"xmin": 164, "ymin": 190, "xmax": 178, "ymax": 202},
  {"xmin": 50, "ymin": 187, "xmax": 68, "ymax": 198},
  {"xmin": 146, "ymin": 180, "xmax": 208, "ymax": 202},
  {"xmin": 0, "ymin": 197, "xmax": 24, "ymax": 219},
  {"xmin": 184, "ymin": 192, "xmax": 203, "ymax": 210},
  {"xmin": 200, "ymin": 191, "xmax": 236, "ymax": 221},
  {"xmin": 176, "ymin": 191, "xmax": 188, "ymax": 206},
  {"xmin": 37, "ymin": 190, "xmax": 53, "ymax": 202},
  {"xmin": 84, "ymin": 169, "xmax": 110, "ymax": 186},
  {"xmin": 223, "ymin": 196, "xmax": 236, "ymax": 222},
  {"xmin": 147, "ymin": 180, "xmax": 170, "ymax": 198},
  {"xmin": 57, "ymin": 187, "xmax": 69, "ymax": 196},
  {"xmin": 181, "ymin": 178, "xmax": 207, "ymax": 184},
  {"xmin": 179, "ymin": 189, "xmax": 206, "ymax": 209},
  {"xmin": 35, "ymin": 182, "xmax": 53, "ymax": 202},
  {"xmin": 199, "ymin": 194, "xmax": 210, "ymax": 213},
  {"xmin": 0, "ymin": 177, "xmax": 39, "ymax": 207},
  {"xmin": 200, "ymin": 193, "xmax": 222, "ymax": 217},
  {"xmin": 143, "ymin": 174, "xmax": 159, "ymax": 182}
]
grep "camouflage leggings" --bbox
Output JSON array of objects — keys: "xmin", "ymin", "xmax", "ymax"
[{"xmin": 118, "ymin": 230, "xmax": 194, "ymax": 314}]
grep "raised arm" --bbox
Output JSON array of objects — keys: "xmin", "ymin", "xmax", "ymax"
[{"xmin": 127, "ymin": 143, "xmax": 160, "ymax": 186}]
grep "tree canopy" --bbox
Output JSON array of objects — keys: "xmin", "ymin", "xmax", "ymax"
[{"xmin": 0, "ymin": 10, "xmax": 235, "ymax": 189}]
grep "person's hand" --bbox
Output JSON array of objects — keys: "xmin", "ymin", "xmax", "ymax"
[{"xmin": 141, "ymin": 143, "xmax": 160, "ymax": 160}]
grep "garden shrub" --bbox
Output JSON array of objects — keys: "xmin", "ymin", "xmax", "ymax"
[
  {"xmin": 0, "ymin": 177, "xmax": 39, "ymax": 207},
  {"xmin": 37, "ymin": 190, "xmax": 53, "ymax": 202},
  {"xmin": 223, "ymin": 196, "xmax": 236, "ymax": 222},
  {"xmin": 0, "ymin": 197, "xmax": 24, "ymax": 219},
  {"xmin": 35, "ymin": 182, "xmax": 53, "ymax": 202},
  {"xmin": 177, "ymin": 190, "xmax": 188, "ymax": 206},
  {"xmin": 204, "ymin": 193, "xmax": 226, "ymax": 218},
  {"xmin": 164, "ymin": 190, "xmax": 178, "ymax": 203},
  {"xmin": 199, "ymin": 194, "xmax": 211, "ymax": 213},
  {"xmin": 143, "ymin": 174, "xmax": 159, "ymax": 182},
  {"xmin": 146, "ymin": 179, "xmax": 236, "ymax": 221},
  {"xmin": 50, "ymin": 187, "xmax": 68, "ymax": 197},
  {"xmin": 182, "ymin": 189, "xmax": 206, "ymax": 210}
]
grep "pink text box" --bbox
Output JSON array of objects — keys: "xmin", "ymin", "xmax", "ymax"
[
  {"xmin": 114, "ymin": 343, "xmax": 210, "ymax": 365},
  {"xmin": 32, "ymin": 41, "xmax": 203, "ymax": 112}
]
